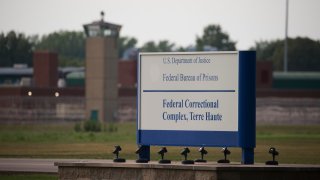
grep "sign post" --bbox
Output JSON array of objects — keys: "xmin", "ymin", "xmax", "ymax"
[{"xmin": 137, "ymin": 51, "xmax": 256, "ymax": 164}]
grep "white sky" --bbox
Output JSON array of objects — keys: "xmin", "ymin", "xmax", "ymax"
[{"xmin": 0, "ymin": 0, "xmax": 319, "ymax": 50}]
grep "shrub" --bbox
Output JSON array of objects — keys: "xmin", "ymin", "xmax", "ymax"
[
  {"xmin": 74, "ymin": 122, "xmax": 82, "ymax": 132},
  {"xmin": 105, "ymin": 123, "xmax": 118, "ymax": 132},
  {"xmin": 83, "ymin": 120, "xmax": 101, "ymax": 132}
]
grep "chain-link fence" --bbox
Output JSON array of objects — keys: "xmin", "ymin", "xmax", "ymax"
[
  {"xmin": 0, "ymin": 97, "xmax": 319, "ymax": 124},
  {"xmin": 0, "ymin": 96, "xmax": 137, "ymax": 124},
  {"xmin": 256, "ymin": 98, "xmax": 320, "ymax": 124},
  {"xmin": 0, "ymin": 97, "xmax": 85, "ymax": 123},
  {"xmin": 116, "ymin": 97, "xmax": 136, "ymax": 122}
]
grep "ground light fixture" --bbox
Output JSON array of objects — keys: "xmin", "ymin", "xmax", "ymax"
[
  {"xmin": 27, "ymin": 91, "xmax": 32, "ymax": 96},
  {"xmin": 135, "ymin": 146, "xmax": 149, "ymax": 163},
  {"xmin": 181, "ymin": 147, "xmax": 194, "ymax": 164},
  {"xmin": 217, "ymin": 147, "xmax": 231, "ymax": 163},
  {"xmin": 158, "ymin": 147, "xmax": 171, "ymax": 164},
  {"xmin": 112, "ymin": 145, "xmax": 126, "ymax": 162},
  {"xmin": 195, "ymin": 147, "xmax": 208, "ymax": 163},
  {"xmin": 266, "ymin": 147, "xmax": 279, "ymax": 165}
]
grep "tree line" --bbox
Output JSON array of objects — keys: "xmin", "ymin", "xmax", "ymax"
[
  {"xmin": 0, "ymin": 24, "xmax": 319, "ymax": 71},
  {"xmin": 0, "ymin": 31, "xmax": 33, "ymax": 67},
  {"xmin": 252, "ymin": 38, "xmax": 320, "ymax": 71}
]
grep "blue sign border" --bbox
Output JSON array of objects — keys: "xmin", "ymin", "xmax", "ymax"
[{"xmin": 137, "ymin": 51, "xmax": 256, "ymax": 163}]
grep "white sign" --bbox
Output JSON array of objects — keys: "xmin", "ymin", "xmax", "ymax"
[{"xmin": 138, "ymin": 52, "xmax": 239, "ymax": 132}]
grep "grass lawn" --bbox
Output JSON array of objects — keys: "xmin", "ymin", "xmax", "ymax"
[
  {"xmin": 0, "ymin": 122, "xmax": 319, "ymax": 164},
  {"xmin": 0, "ymin": 173, "xmax": 57, "ymax": 180}
]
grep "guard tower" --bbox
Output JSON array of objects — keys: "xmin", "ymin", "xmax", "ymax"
[{"xmin": 83, "ymin": 12, "xmax": 121, "ymax": 122}]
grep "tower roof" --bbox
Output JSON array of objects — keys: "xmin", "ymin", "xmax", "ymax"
[
  {"xmin": 83, "ymin": 20, "xmax": 121, "ymax": 33},
  {"xmin": 83, "ymin": 11, "xmax": 121, "ymax": 37}
]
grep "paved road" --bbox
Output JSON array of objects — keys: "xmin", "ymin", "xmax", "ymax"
[
  {"xmin": 0, "ymin": 158, "xmax": 115, "ymax": 173},
  {"xmin": 0, "ymin": 158, "xmax": 71, "ymax": 173},
  {"xmin": 2, "ymin": 158, "xmax": 320, "ymax": 174}
]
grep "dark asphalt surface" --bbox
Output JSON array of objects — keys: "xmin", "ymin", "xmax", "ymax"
[
  {"xmin": 0, "ymin": 158, "xmax": 74, "ymax": 173},
  {"xmin": 1, "ymin": 158, "xmax": 320, "ymax": 174},
  {"xmin": 0, "ymin": 158, "xmax": 116, "ymax": 173}
]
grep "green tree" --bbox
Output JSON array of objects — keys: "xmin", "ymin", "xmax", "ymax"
[
  {"xmin": 252, "ymin": 37, "xmax": 320, "ymax": 71},
  {"xmin": 140, "ymin": 40, "xmax": 175, "ymax": 52},
  {"xmin": 196, "ymin": 24, "xmax": 236, "ymax": 51},
  {"xmin": 158, "ymin": 40, "xmax": 175, "ymax": 52},
  {"xmin": 118, "ymin": 36, "xmax": 138, "ymax": 58},
  {"xmin": 35, "ymin": 31, "xmax": 85, "ymax": 67},
  {"xmin": 253, "ymin": 40, "xmax": 282, "ymax": 61},
  {"xmin": 140, "ymin": 41, "xmax": 158, "ymax": 52},
  {"xmin": 0, "ymin": 31, "xmax": 33, "ymax": 67}
]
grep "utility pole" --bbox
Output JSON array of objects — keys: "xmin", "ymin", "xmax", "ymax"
[{"xmin": 284, "ymin": 0, "xmax": 289, "ymax": 72}]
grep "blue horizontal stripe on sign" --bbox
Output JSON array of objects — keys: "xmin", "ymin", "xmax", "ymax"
[
  {"xmin": 143, "ymin": 90, "xmax": 235, "ymax": 93},
  {"xmin": 138, "ymin": 130, "xmax": 238, "ymax": 147}
]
